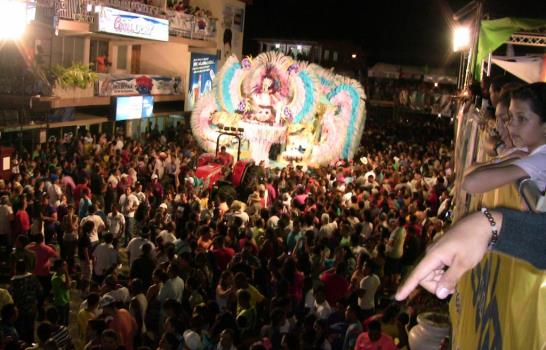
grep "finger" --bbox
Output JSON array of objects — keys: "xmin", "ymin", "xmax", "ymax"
[
  {"xmin": 395, "ymin": 254, "xmax": 445, "ymax": 300},
  {"xmin": 435, "ymin": 258, "xmax": 467, "ymax": 299},
  {"xmin": 416, "ymin": 269, "xmax": 444, "ymax": 295}
]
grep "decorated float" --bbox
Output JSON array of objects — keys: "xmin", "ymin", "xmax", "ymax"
[{"xmin": 191, "ymin": 52, "xmax": 366, "ymax": 168}]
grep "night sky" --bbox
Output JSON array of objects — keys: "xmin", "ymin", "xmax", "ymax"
[{"xmin": 243, "ymin": 0, "xmax": 546, "ymax": 68}]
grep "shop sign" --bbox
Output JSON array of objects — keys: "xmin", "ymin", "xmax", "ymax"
[
  {"xmin": 97, "ymin": 6, "xmax": 169, "ymax": 41},
  {"xmin": 97, "ymin": 74, "xmax": 182, "ymax": 96}
]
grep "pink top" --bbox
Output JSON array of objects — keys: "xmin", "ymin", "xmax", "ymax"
[
  {"xmin": 354, "ymin": 332, "xmax": 396, "ymax": 350},
  {"xmin": 26, "ymin": 242, "xmax": 58, "ymax": 276}
]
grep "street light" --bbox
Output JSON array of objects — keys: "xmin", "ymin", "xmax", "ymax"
[
  {"xmin": 0, "ymin": 1, "xmax": 29, "ymax": 40},
  {"xmin": 453, "ymin": 25, "xmax": 471, "ymax": 52},
  {"xmin": 351, "ymin": 53, "xmax": 357, "ymax": 59}
]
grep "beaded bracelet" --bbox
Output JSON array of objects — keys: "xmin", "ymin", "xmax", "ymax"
[{"xmin": 481, "ymin": 207, "xmax": 498, "ymax": 249}]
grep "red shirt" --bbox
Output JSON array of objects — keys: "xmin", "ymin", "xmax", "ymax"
[
  {"xmin": 354, "ymin": 332, "xmax": 396, "ymax": 350},
  {"xmin": 25, "ymin": 242, "xmax": 58, "ymax": 276},
  {"xmin": 109, "ymin": 309, "xmax": 138, "ymax": 350},
  {"xmin": 320, "ymin": 271, "xmax": 349, "ymax": 306},
  {"xmin": 14, "ymin": 209, "xmax": 30, "ymax": 235},
  {"xmin": 212, "ymin": 247, "xmax": 235, "ymax": 271},
  {"xmin": 73, "ymin": 184, "xmax": 91, "ymax": 205}
]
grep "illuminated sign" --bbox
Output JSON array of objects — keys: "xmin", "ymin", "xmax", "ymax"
[{"xmin": 97, "ymin": 7, "xmax": 168, "ymax": 41}]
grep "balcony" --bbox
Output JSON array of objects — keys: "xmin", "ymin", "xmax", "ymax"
[{"xmin": 36, "ymin": 0, "xmax": 217, "ymax": 42}]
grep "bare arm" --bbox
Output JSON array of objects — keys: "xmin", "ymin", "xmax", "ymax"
[{"xmin": 462, "ymin": 164, "xmax": 528, "ymax": 194}]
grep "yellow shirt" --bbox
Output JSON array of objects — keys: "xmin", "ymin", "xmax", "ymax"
[
  {"xmin": 236, "ymin": 284, "xmax": 264, "ymax": 314},
  {"xmin": 77, "ymin": 308, "xmax": 97, "ymax": 346}
]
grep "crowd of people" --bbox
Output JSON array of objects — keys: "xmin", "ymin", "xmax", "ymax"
[
  {"xmin": 0, "ymin": 80, "xmax": 543, "ymax": 350},
  {"xmin": 0, "ymin": 113, "xmax": 456, "ymax": 350}
]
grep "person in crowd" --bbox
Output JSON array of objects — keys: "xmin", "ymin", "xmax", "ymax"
[
  {"xmin": 26, "ymin": 233, "xmax": 58, "ymax": 315},
  {"xmin": 9, "ymin": 259, "xmax": 42, "ymax": 344},
  {"xmin": 51, "ymin": 259, "xmax": 71, "ymax": 326},
  {"xmin": 61, "ymin": 204, "xmax": 79, "ymax": 272},
  {"xmin": 45, "ymin": 306, "xmax": 73, "ymax": 349},
  {"xmin": 92, "ymin": 233, "xmax": 119, "ymax": 284},
  {"xmin": 354, "ymin": 320, "xmax": 396, "ymax": 350},
  {"xmin": 342, "ymin": 304, "xmax": 363, "ymax": 350},
  {"xmin": 107, "ymin": 204, "xmax": 125, "ymax": 247},
  {"xmin": 129, "ymin": 242, "xmax": 156, "ymax": 289},
  {"xmin": 101, "ymin": 296, "xmax": 138, "ymax": 350},
  {"xmin": 77, "ymin": 293, "xmax": 100, "ymax": 347},
  {"xmin": 0, "ymin": 195, "xmax": 14, "ymax": 247},
  {"xmin": 9, "ymin": 234, "xmax": 35, "ymax": 275}
]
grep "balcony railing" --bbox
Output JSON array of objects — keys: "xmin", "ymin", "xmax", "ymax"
[{"xmin": 36, "ymin": 0, "xmax": 217, "ymax": 40}]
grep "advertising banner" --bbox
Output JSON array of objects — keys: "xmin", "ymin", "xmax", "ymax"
[
  {"xmin": 186, "ymin": 53, "xmax": 218, "ymax": 111},
  {"xmin": 97, "ymin": 6, "xmax": 169, "ymax": 41},
  {"xmin": 97, "ymin": 74, "xmax": 182, "ymax": 96}
]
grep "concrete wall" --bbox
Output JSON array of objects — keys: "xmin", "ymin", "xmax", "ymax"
[{"xmin": 140, "ymin": 41, "xmax": 191, "ymax": 98}]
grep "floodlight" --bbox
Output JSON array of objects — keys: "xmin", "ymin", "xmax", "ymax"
[
  {"xmin": 0, "ymin": 1, "xmax": 28, "ymax": 40},
  {"xmin": 453, "ymin": 25, "xmax": 471, "ymax": 52}
]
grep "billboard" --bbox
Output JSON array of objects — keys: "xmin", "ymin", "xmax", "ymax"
[
  {"xmin": 186, "ymin": 53, "xmax": 217, "ymax": 111},
  {"xmin": 97, "ymin": 6, "xmax": 169, "ymax": 41},
  {"xmin": 114, "ymin": 96, "xmax": 154, "ymax": 121}
]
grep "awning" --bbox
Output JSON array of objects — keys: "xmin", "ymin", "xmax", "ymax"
[
  {"xmin": 491, "ymin": 55, "xmax": 546, "ymax": 83},
  {"xmin": 475, "ymin": 17, "xmax": 546, "ymax": 79}
]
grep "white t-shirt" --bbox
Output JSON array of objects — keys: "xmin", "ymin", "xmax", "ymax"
[
  {"xmin": 513, "ymin": 144, "xmax": 546, "ymax": 192},
  {"xmin": 92, "ymin": 243, "xmax": 119, "ymax": 276},
  {"xmin": 126, "ymin": 237, "xmax": 155, "ymax": 266},
  {"xmin": 107, "ymin": 212, "xmax": 125, "ymax": 238},
  {"xmin": 104, "ymin": 287, "xmax": 130, "ymax": 304},
  {"xmin": 119, "ymin": 193, "xmax": 140, "ymax": 218},
  {"xmin": 81, "ymin": 214, "xmax": 105, "ymax": 243},
  {"xmin": 0, "ymin": 205, "xmax": 13, "ymax": 236},
  {"xmin": 158, "ymin": 230, "xmax": 176, "ymax": 245},
  {"xmin": 312, "ymin": 300, "xmax": 332, "ymax": 320},
  {"xmin": 358, "ymin": 274, "xmax": 381, "ymax": 310}
]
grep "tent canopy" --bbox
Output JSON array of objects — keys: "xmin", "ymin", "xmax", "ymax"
[
  {"xmin": 491, "ymin": 55, "xmax": 546, "ymax": 83},
  {"xmin": 475, "ymin": 17, "xmax": 546, "ymax": 79},
  {"xmin": 368, "ymin": 63, "xmax": 456, "ymax": 84}
]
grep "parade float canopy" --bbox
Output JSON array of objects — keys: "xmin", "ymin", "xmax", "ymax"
[{"xmin": 191, "ymin": 52, "xmax": 367, "ymax": 167}]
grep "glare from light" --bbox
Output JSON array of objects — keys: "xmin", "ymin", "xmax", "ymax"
[
  {"xmin": 453, "ymin": 25, "xmax": 471, "ymax": 52},
  {"xmin": 434, "ymin": 82, "xmax": 439, "ymax": 87},
  {"xmin": 297, "ymin": 45, "xmax": 302, "ymax": 51},
  {"xmin": 437, "ymin": 113, "xmax": 442, "ymax": 118},
  {"xmin": 0, "ymin": 1, "xmax": 28, "ymax": 40},
  {"xmin": 275, "ymin": 43, "xmax": 280, "ymax": 49},
  {"xmin": 351, "ymin": 53, "xmax": 357, "ymax": 59}
]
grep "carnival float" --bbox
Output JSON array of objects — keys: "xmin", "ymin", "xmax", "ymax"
[{"xmin": 191, "ymin": 51, "xmax": 367, "ymax": 168}]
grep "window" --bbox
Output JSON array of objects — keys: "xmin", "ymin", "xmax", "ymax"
[
  {"xmin": 90, "ymin": 39, "xmax": 109, "ymax": 71},
  {"xmin": 324, "ymin": 49, "xmax": 330, "ymax": 61},
  {"xmin": 60, "ymin": 36, "xmax": 85, "ymax": 67},
  {"xmin": 117, "ymin": 45, "xmax": 128, "ymax": 70},
  {"xmin": 333, "ymin": 51, "xmax": 338, "ymax": 62}
]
